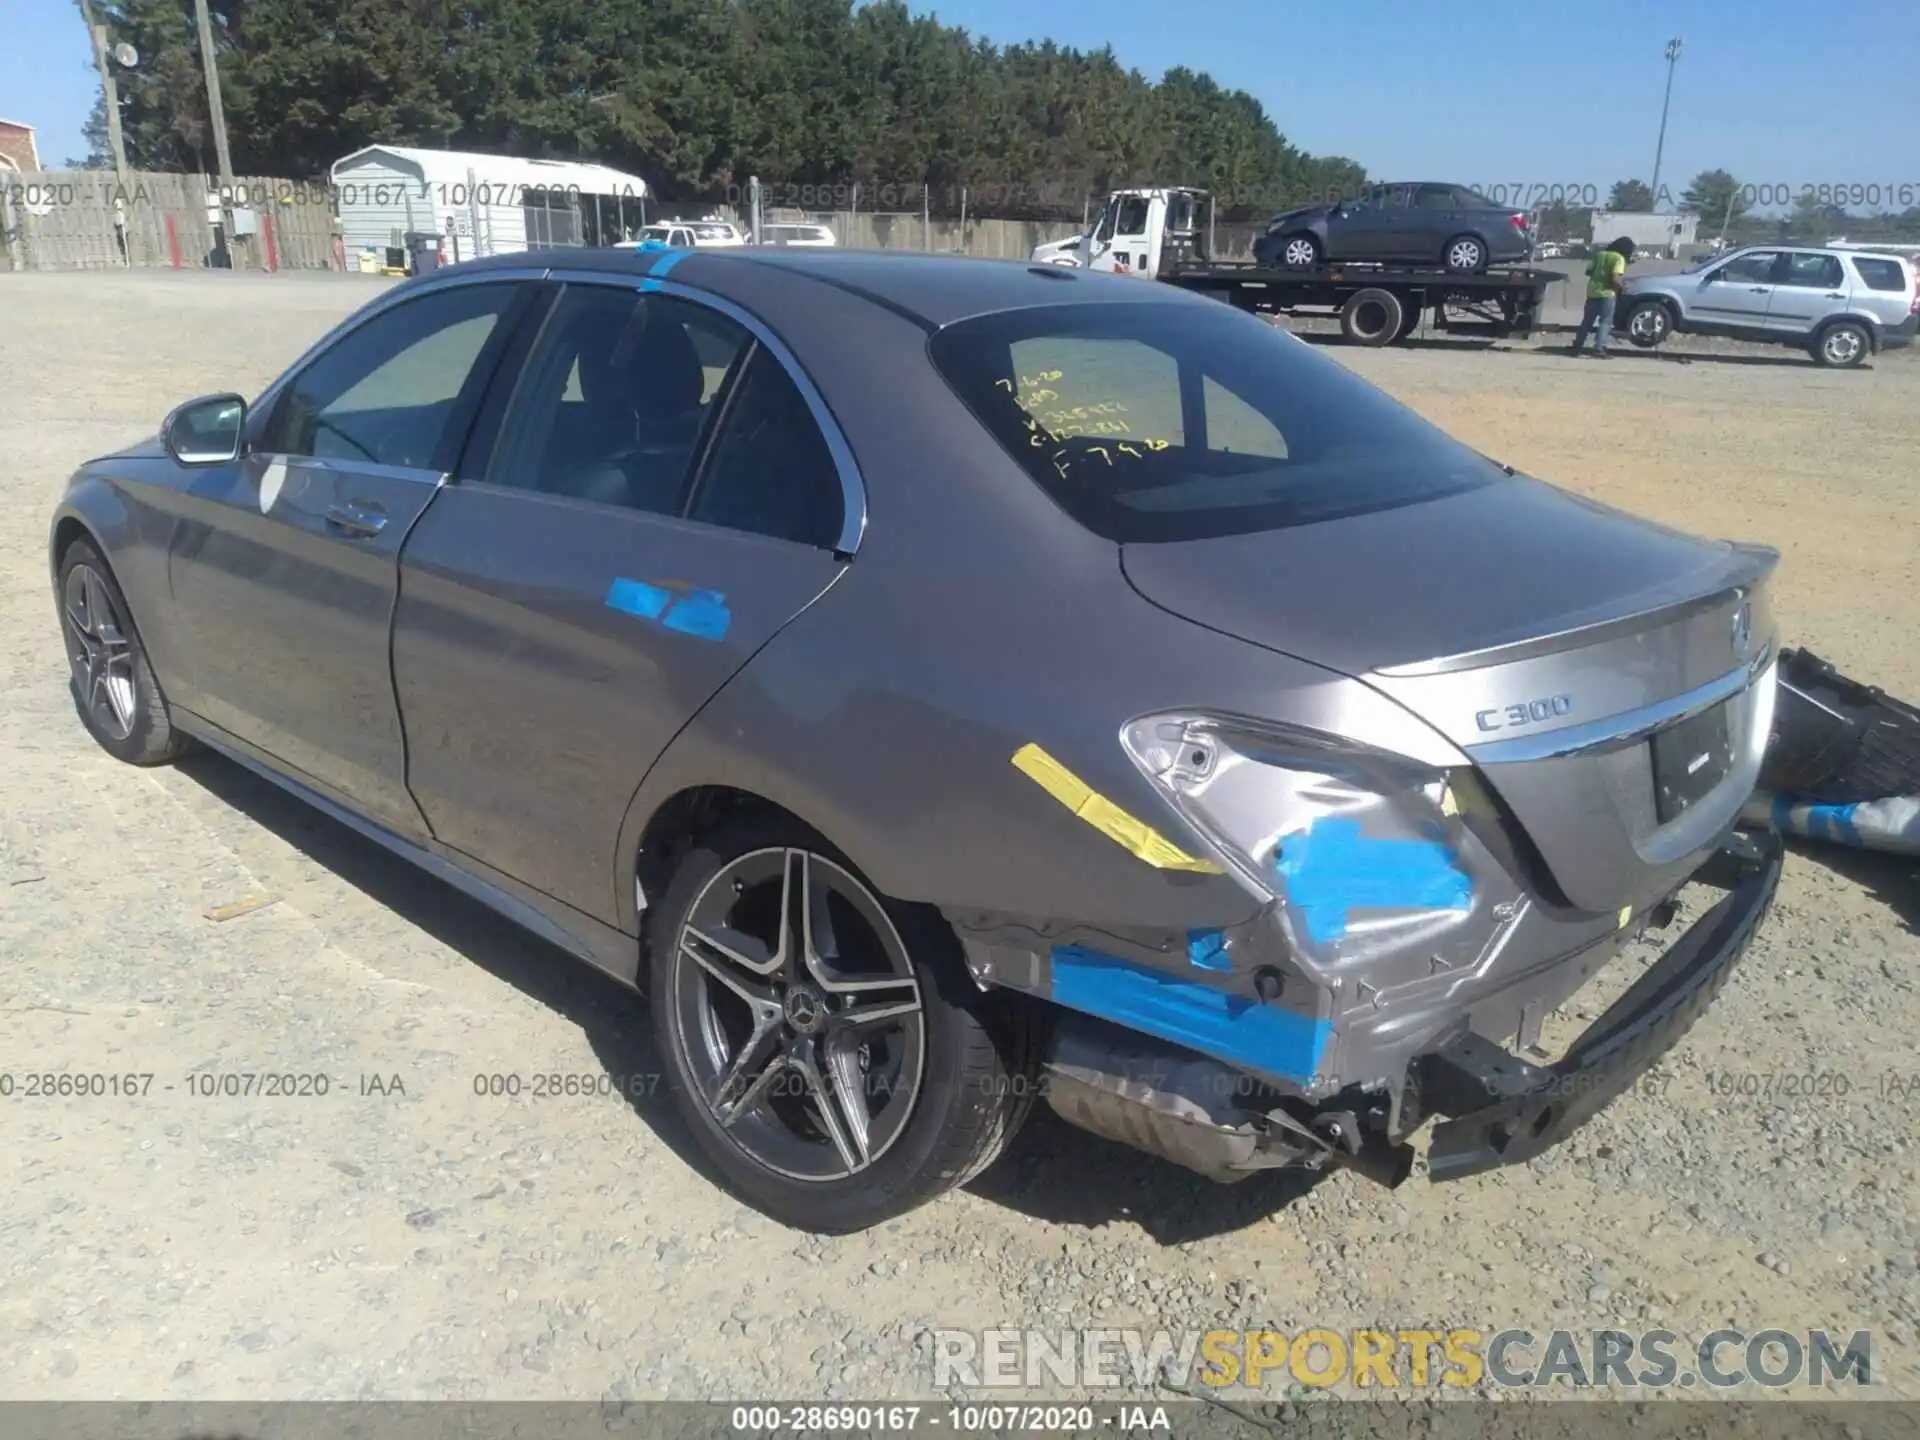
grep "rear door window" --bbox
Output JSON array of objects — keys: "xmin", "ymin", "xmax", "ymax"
[
  {"xmin": 929, "ymin": 301, "xmax": 1501, "ymax": 543},
  {"xmin": 486, "ymin": 286, "xmax": 749, "ymax": 513},
  {"xmin": 1781, "ymin": 253, "xmax": 1844, "ymax": 289},
  {"xmin": 686, "ymin": 348, "xmax": 845, "ymax": 549}
]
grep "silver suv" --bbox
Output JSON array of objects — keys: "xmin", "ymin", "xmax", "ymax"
[{"xmin": 1621, "ymin": 245, "xmax": 1919, "ymax": 368}]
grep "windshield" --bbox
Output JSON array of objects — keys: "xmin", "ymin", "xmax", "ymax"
[
  {"xmin": 692, "ymin": 223, "xmax": 736, "ymax": 239},
  {"xmin": 928, "ymin": 302, "xmax": 1503, "ymax": 543}
]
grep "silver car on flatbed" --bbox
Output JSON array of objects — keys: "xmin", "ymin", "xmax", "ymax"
[
  {"xmin": 50, "ymin": 247, "xmax": 1783, "ymax": 1232},
  {"xmin": 1622, "ymin": 244, "xmax": 1919, "ymax": 367}
]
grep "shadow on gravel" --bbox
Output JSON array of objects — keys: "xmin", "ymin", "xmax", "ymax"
[
  {"xmin": 1293, "ymin": 332, "xmax": 1500, "ymax": 353},
  {"xmin": 966, "ymin": 1105, "xmax": 1324, "ymax": 1244},
  {"xmin": 1525, "ymin": 345, "xmax": 1816, "ymax": 368},
  {"xmin": 172, "ymin": 749, "xmax": 717, "ymax": 1179},
  {"xmin": 1787, "ymin": 835, "xmax": 1920, "ymax": 936},
  {"xmin": 178, "ymin": 746, "xmax": 1340, "ymax": 1237}
]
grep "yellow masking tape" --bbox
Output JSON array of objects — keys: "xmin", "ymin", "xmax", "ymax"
[
  {"xmin": 1010, "ymin": 743, "xmax": 1225, "ymax": 874},
  {"xmin": 1617, "ymin": 905, "xmax": 1632, "ymax": 929}
]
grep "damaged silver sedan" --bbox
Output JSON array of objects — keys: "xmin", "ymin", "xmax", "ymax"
[{"xmin": 49, "ymin": 248, "xmax": 1780, "ymax": 1232}]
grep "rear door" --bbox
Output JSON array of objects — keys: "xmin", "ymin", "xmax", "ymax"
[
  {"xmin": 1403, "ymin": 183, "xmax": 1461, "ymax": 262},
  {"xmin": 1765, "ymin": 250, "xmax": 1847, "ymax": 336},
  {"xmin": 1692, "ymin": 249, "xmax": 1782, "ymax": 330},
  {"xmin": 391, "ymin": 278, "xmax": 853, "ymax": 921},
  {"xmin": 167, "ymin": 279, "xmax": 530, "ymax": 836}
]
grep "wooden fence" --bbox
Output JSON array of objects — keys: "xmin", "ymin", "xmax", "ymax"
[{"xmin": 2, "ymin": 170, "xmax": 340, "ymax": 272}]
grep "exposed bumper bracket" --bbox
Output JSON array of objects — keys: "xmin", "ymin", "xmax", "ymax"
[{"xmin": 1421, "ymin": 825, "xmax": 1783, "ymax": 1182}]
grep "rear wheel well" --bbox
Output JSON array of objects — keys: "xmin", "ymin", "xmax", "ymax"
[
  {"xmin": 634, "ymin": 785, "xmax": 826, "ymax": 926},
  {"xmin": 1813, "ymin": 314, "xmax": 1876, "ymax": 352}
]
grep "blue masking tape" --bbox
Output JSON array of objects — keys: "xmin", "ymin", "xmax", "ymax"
[
  {"xmin": 1186, "ymin": 929, "xmax": 1231, "ymax": 971},
  {"xmin": 650, "ymin": 248, "xmax": 689, "ymax": 276},
  {"xmin": 1275, "ymin": 816, "xmax": 1472, "ymax": 943},
  {"xmin": 661, "ymin": 588, "xmax": 731, "ymax": 641},
  {"xmin": 1050, "ymin": 944, "xmax": 1327, "ymax": 1084},
  {"xmin": 605, "ymin": 577, "xmax": 671, "ymax": 619}
]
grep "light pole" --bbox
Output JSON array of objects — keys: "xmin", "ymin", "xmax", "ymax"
[{"xmin": 1649, "ymin": 37, "xmax": 1682, "ymax": 210}]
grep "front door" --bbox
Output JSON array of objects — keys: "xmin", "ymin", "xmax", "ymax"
[
  {"xmin": 1089, "ymin": 195, "xmax": 1153, "ymax": 276},
  {"xmin": 167, "ymin": 280, "xmax": 528, "ymax": 835},
  {"xmin": 1692, "ymin": 250, "xmax": 1782, "ymax": 331},
  {"xmin": 1326, "ymin": 185, "xmax": 1405, "ymax": 260},
  {"xmin": 392, "ymin": 280, "xmax": 851, "ymax": 921}
]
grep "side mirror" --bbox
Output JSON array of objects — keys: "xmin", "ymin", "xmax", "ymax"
[{"xmin": 163, "ymin": 393, "xmax": 247, "ymax": 465}]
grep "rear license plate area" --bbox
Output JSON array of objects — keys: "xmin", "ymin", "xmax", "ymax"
[{"xmin": 1651, "ymin": 702, "xmax": 1733, "ymax": 823}]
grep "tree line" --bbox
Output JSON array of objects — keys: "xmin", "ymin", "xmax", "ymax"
[{"xmin": 73, "ymin": 0, "xmax": 1366, "ymax": 216}]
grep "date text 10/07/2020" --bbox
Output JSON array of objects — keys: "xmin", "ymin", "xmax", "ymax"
[{"xmin": 727, "ymin": 1405, "xmax": 1171, "ymax": 1434}]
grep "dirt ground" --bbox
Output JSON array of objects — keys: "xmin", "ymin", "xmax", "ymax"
[{"xmin": 2, "ymin": 270, "xmax": 1917, "ymax": 1407}]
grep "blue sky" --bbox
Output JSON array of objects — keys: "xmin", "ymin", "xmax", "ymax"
[{"xmin": 5, "ymin": 0, "xmax": 1917, "ymax": 208}]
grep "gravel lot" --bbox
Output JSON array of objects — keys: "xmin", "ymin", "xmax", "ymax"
[{"xmin": 2, "ymin": 270, "xmax": 1918, "ymax": 1407}]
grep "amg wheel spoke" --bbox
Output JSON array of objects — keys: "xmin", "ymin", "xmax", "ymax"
[
  {"xmin": 833, "ymin": 989, "xmax": 922, "ymax": 1031},
  {"xmin": 792, "ymin": 1046, "xmax": 866, "ymax": 1173},
  {"xmin": 681, "ymin": 926, "xmax": 780, "ymax": 1008},
  {"xmin": 712, "ymin": 1023, "xmax": 788, "ymax": 1127}
]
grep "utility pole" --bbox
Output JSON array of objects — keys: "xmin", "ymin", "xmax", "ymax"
[
  {"xmin": 1649, "ymin": 37, "xmax": 1682, "ymax": 210},
  {"xmin": 191, "ymin": 0, "xmax": 242, "ymax": 267},
  {"xmin": 191, "ymin": 0, "xmax": 235, "ymax": 184},
  {"xmin": 76, "ymin": 0, "xmax": 131, "ymax": 189}
]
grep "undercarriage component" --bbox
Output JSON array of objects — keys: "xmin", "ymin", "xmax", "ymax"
[
  {"xmin": 1417, "ymin": 825, "xmax": 1782, "ymax": 1180},
  {"xmin": 1041, "ymin": 1013, "xmax": 1333, "ymax": 1183}
]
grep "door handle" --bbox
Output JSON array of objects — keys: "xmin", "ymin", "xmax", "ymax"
[
  {"xmin": 1749, "ymin": 286, "xmax": 1769, "ymax": 293},
  {"xmin": 325, "ymin": 502, "xmax": 387, "ymax": 537},
  {"xmin": 1824, "ymin": 291, "xmax": 1845, "ymax": 298}
]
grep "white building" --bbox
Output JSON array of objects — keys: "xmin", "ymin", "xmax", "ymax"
[
  {"xmin": 1588, "ymin": 210, "xmax": 1699, "ymax": 258},
  {"xmin": 330, "ymin": 145, "xmax": 649, "ymax": 263}
]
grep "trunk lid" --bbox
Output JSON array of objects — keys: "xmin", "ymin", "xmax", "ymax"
[{"xmin": 1121, "ymin": 478, "xmax": 1779, "ymax": 912}]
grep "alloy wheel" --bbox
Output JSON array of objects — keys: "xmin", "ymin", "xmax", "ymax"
[
  {"xmin": 1283, "ymin": 237, "xmax": 1317, "ymax": 267},
  {"xmin": 62, "ymin": 563, "xmax": 138, "ymax": 741},
  {"xmin": 1447, "ymin": 238, "xmax": 1485, "ymax": 271},
  {"xmin": 669, "ymin": 847, "xmax": 926, "ymax": 1181}
]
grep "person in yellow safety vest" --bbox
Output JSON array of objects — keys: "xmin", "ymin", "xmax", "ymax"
[{"xmin": 1570, "ymin": 235, "xmax": 1637, "ymax": 358}]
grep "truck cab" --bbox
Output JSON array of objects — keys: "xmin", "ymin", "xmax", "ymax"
[{"xmin": 1030, "ymin": 188, "xmax": 1212, "ymax": 277}]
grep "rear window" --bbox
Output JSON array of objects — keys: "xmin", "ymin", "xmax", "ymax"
[
  {"xmin": 927, "ymin": 302, "xmax": 1503, "ymax": 543},
  {"xmin": 1852, "ymin": 256, "xmax": 1909, "ymax": 292}
]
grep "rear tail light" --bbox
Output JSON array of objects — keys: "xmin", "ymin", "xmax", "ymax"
[
  {"xmin": 1509, "ymin": 212, "xmax": 1530, "ymax": 231},
  {"xmin": 1910, "ymin": 276, "xmax": 1919, "ymax": 314}
]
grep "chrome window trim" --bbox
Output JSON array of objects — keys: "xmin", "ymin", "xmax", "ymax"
[
  {"xmin": 1464, "ymin": 645, "xmax": 1773, "ymax": 765},
  {"xmin": 635, "ymin": 275, "xmax": 868, "ymax": 556}
]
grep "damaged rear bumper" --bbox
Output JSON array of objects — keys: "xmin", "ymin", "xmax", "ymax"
[
  {"xmin": 1000, "ymin": 826, "xmax": 1780, "ymax": 1187},
  {"xmin": 1417, "ymin": 825, "xmax": 1782, "ymax": 1179}
]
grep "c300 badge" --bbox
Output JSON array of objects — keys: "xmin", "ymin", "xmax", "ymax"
[{"xmin": 1476, "ymin": 693, "xmax": 1575, "ymax": 733}]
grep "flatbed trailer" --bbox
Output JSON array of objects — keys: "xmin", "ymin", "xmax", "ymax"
[{"xmin": 1162, "ymin": 261, "xmax": 1565, "ymax": 346}]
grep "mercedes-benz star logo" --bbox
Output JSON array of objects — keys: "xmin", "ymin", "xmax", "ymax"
[{"xmin": 782, "ymin": 987, "xmax": 825, "ymax": 1034}]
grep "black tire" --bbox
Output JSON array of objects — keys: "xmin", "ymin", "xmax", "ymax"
[
  {"xmin": 1813, "ymin": 319, "xmax": 1871, "ymax": 369},
  {"xmin": 647, "ymin": 814, "xmax": 1037, "ymax": 1233},
  {"xmin": 1624, "ymin": 300, "xmax": 1672, "ymax": 349},
  {"xmin": 1276, "ymin": 232, "xmax": 1321, "ymax": 269},
  {"xmin": 1442, "ymin": 234, "xmax": 1488, "ymax": 274},
  {"xmin": 1339, "ymin": 287, "xmax": 1405, "ymax": 347},
  {"xmin": 1392, "ymin": 302, "xmax": 1425, "ymax": 343},
  {"xmin": 56, "ymin": 539, "xmax": 190, "ymax": 767}
]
